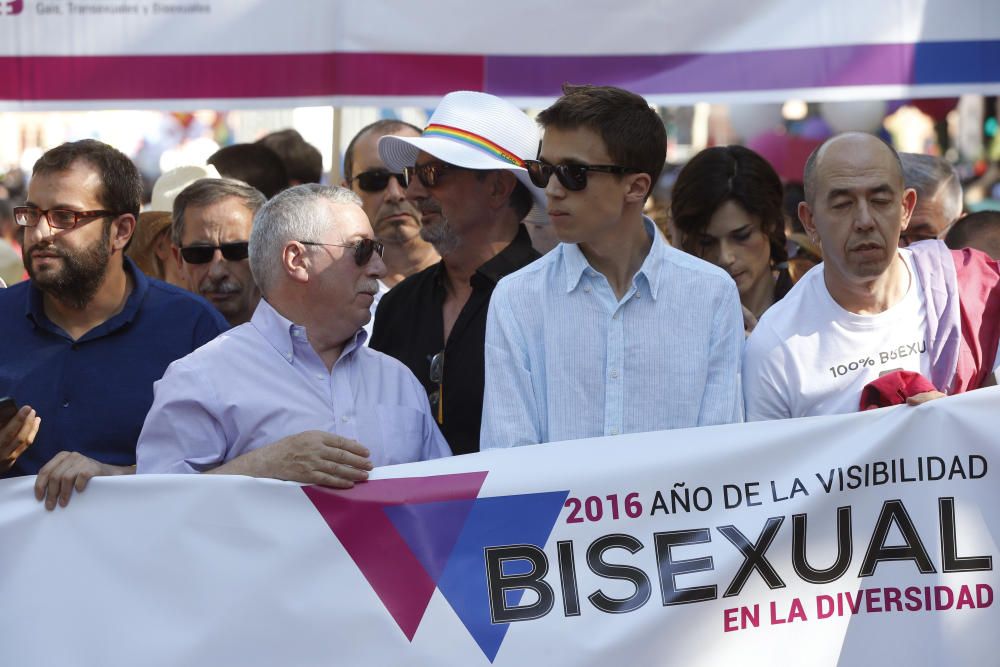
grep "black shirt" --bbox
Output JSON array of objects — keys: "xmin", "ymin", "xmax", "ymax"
[{"xmin": 370, "ymin": 225, "xmax": 539, "ymax": 455}]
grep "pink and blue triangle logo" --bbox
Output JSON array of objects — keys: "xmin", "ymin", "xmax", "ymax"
[{"xmin": 303, "ymin": 472, "xmax": 568, "ymax": 662}]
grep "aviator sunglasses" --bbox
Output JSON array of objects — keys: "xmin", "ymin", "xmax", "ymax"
[
  {"xmin": 180, "ymin": 242, "xmax": 250, "ymax": 264},
  {"xmin": 524, "ymin": 160, "xmax": 640, "ymax": 192},
  {"xmin": 298, "ymin": 238, "xmax": 385, "ymax": 266},
  {"xmin": 350, "ymin": 169, "xmax": 407, "ymax": 193}
]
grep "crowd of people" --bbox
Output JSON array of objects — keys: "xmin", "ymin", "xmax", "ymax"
[{"xmin": 1, "ymin": 85, "xmax": 999, "ymax": 510}]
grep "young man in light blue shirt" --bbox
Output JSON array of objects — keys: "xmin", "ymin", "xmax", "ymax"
[{"xmin": 481, "ymin": 85, "xmax": 744, "ymax": 449}]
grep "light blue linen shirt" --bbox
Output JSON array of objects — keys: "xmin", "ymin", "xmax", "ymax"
[
  {"xmin": 481, "ymin": 219, "xmax": 744, "ymax": 449},
  {"xmin": 137, "ymin": 299, "xmax": 450, "ymax": 473}
]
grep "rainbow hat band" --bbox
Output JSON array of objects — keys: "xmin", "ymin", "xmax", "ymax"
[{"xmin": 421, "ymin": 124, "xmax": 525, "ymax": 168}]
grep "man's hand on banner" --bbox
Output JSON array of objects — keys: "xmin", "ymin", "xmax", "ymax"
[
  {"xmin": 34, "ymin": 452, "xmax": 135, "ymax": 511},
  {"xmin": 208, "ymin": 430, "xmax": 373, "ymax": 488},
  {"xmin": 0, "ymin": 405, "xmax": 40, "ymax": 473},
  {"xmin": 906, "ymin": 390, "xmax": 947, "ymax": 406}
]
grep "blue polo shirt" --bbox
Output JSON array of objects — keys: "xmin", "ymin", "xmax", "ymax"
[{"xmin": 0, "ymin": 258, "xmax": 228, "ymax": 477}]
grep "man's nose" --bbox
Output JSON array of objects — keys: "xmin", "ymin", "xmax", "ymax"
[
  {"xmin": 207, "ymin": 250, "xmax": 230, "ymax": 278},
  {"xmin": 385, "ymin": 174, "xmax": 407, "ymax": 202}
]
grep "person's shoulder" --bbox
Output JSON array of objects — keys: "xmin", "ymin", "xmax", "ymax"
[
  {"xmin": 142, "ymin": 278, "xmax": 228, "ymax": 328},
  {"xmin": 144, "ymin": 278, "xmax": 216, "ymax": 312},
  {"xmin": 0, "ymin": 279, "xmax": 28, "ymax": 307},
  {"xmin": 752, "ymin": 264, "xmax": 825, "ymax": 339},
  {"xmin": 496, "ymin": 246, "xmax": 561, "ymax": 289},
  {"xmin": 657, "ymin": 241, "xmax": 735, "ymax": 285}
]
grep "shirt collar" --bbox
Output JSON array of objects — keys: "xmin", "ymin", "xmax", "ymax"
[
  {"xmin": 473, "ymin": 224, "xmax": 538, "ymax": 287},
  {"xmin": 562, "ymin": 216, "xmax": 664, "ymax": 299},
  {"xmin": 252, "ymin": 298, "xmax": 366, "ymax": 365},
  {"xmin": 25, "ymin": 256, "xmax": 150, "ymax": 335}
]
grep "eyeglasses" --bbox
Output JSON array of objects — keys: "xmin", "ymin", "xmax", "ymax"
[
  {"xmin": 13, "ymin": 206, "xmax": 117, "ymax": 230},
  {"xmin": 349, "ymin": 169, "xmax": 407, "ymax": 193},
  {"xmin": 524, "ymin": 160, "xmax": 640, "ymax": 192},
  {"xmin": 298, "ymin": 238, "xmax": 385, "ymax": 266},
  {"xmin": 428, "ymin": 351, "xmax": 444, "ymax": 425},
  {"xmin": 179, "ymin": 242, "xmax": 250, "ymax": 264},
  {"xmin": 403, "ymin": 162, "xmax": 466, "ymax": 189}
]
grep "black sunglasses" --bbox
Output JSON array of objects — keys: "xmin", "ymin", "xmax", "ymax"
[
  {"xmin": 298, "ymin": 238, "xmax": 385, "ymax": 266},
  {"xmin": 402, "ymin": 162, "xmax": 466, "ymax": 189},
  {"xmin": 350, "ymin": 169, "xmax": 407, "ymax": 193},
  {"xmin": 179, "ymin": 242, "xmax": 250, "ymax": 264},
  {"xmin": 524, "ymin": 160, "xmax": 640, "ymax": 192}
]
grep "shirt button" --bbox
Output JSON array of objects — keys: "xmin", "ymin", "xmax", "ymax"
[
  {"xmin": 634, "ymin": 293, "xmax": 641, "ymax": 299},
  {"xmin": 583, "ymin": 287, "xmax": 591, "ymax": 293},
  {"xmin": 341, "ymin": 415, "xmax": 350, "ymax": 423},
  {"xmin": 610, "ymin": 428, "xmax": 620, "ymax": 436},
  {"xmin": 71, "ymin": 343, "xmax": 79, "ymax": 350},
  {"xmin": 610, "ymin": 370, "xmax": 619, "ymax": 379},
  {"xmin": 613, "ymin": 313, "xmax": 619, "ymax": 320},
  {"xmin": 62, "ymin": 401, "xmax": 70, "ymax": 408},
  {"xmin": 315, "ymin": 374, "xmax": 324, "ymax": 381}
]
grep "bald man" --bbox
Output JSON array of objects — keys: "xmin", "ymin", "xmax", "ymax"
[{"xmin": 743, "ymin": 132, "xmax": 1000, "ymax": 420}]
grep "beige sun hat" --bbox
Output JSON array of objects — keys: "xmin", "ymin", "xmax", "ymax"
[
  {"xmin": 149, "ymin": 164, "xmax": 221, "ymax": 212},
  {"xmin": 378, "ymin": 91, "xmax": 546, "ymax": 212}
]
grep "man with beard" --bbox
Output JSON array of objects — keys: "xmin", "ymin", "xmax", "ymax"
[
  {"xmin": 371, "ymin": 91, "xmax": 543, "ymax": 455},
  {"xmin": 0, "ymin": 140, "xmax": 227, "ymax": 508},
  {"xmin": 743, "ymin": 133, "xmax": 1000, "ymax": 419},
  {"xmin": 341, "ymin": 120, "xmax": 439, "ymax": 337},
  {"xmin": 137, "ymin": 185, "xmax": 449, "ymax": 478},
  {"xmin": 172, "ymin": 178, "xmax": 265, "ymax": 326}
]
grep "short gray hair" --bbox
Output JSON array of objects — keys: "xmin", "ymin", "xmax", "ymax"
[
  {"xmin": 171, "ymin": 178, "xmax": 266, "ymax": 246},
  {"xmin": 900, "ymin": 153, "xmax": 963, "ymax": 223},
  {"xmin": 249, "ymin": 184, "xmax": 363, "ymax": 295}
]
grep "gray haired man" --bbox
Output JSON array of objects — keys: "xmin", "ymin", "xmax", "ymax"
[
  {"xmin": 138, "ymin": 184, "xmax": 450, "ymax": 481},
  {"xmin": 899, "ymin": 153, "xmax": 963, "ymax": 246}
]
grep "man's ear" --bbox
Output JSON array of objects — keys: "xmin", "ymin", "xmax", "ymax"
[
  {"xmin": 489, "ymin": 171, "xmax": 518, "ymax": 209},
  {"xmin": 283, "ymin": 241, "xmax": 310, "ymax": 284},
  {"xmin": 899, "ymin": 187, "xmax": 917, "ymax": 232},
  {"xmin": 111, "ymin": 214, "xmax": 136, "ymax": 253},
  {"xmin": 624, "ymin": 173, "xmax": 652, "ymax": 204},
  {"xmin": 798, "ymin": 201, "xmax": 819, "ymax": 244}
]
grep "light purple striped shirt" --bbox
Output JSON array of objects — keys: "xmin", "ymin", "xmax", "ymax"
[
  {"xmin": 136, "ymin": 299, "xmax": 450, "ymax": 473},
  {"xmin": 481, "ymin": 218, "xmax": 744, "ymax": 449}
]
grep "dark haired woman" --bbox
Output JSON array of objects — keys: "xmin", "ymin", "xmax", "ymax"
[{"xmin": 670, "ymin": 145, "xmax": 793, "ymax": 332}]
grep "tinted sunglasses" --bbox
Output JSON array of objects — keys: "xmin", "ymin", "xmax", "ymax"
[
  {"xmin": 299, "ymin": 238, "xmax": 385, "ymax": 266},
  {"xmin": 179, "ymin": 242, "xmax": 250, "ymax": 264},
  {"xmin": 524, "ymin": 160, "xmax": 640, "ymax": 192},
  {"xmin": 402, "ymin": 162, "xmax": 465, "ymax": 189},
  {"xmin": 351, "ymin": 169, "xmax": 407, "ymax": 193}
]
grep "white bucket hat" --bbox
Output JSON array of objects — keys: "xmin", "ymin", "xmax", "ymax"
[
  {"xmin": 148, "ymin": 164, "xmax": 221, "ymax": 212},
  {"xmin": 378, "ymin": 91, "xmax": 547, "ymax": 215}
]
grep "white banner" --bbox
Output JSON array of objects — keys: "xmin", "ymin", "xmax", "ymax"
[
  {"xmin": 0, "ymin": 0, "xmax": 997, "ymax": 108},
  {"xmin": 1, "ymin": 388, "xmax": 998, "ymax": 666}
]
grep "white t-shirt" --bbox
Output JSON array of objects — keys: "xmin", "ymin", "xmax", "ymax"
[{"xmin": 743, "ymin": 249, "xmax": 931, "ymax": 420}]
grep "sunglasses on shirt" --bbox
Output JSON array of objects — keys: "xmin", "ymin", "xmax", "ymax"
[
  {"xmin": 298, "ymin": 238, "xmax": 385, "ymax": 266},
  {"xmin": 350, "ymin": 169, "xmax": 407, "ymax": 193},
  {"xmin": 179, "ymin": 242, "xmax": 250, "ymax": 264},
  {"xmin": 524, "ymin": 160, "xmax": 640, "ymax": 192}
]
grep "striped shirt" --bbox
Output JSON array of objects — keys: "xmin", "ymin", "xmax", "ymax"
[{"xmin": 480, "ymin": 218, "xmax": 744, "ymax": 449}]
